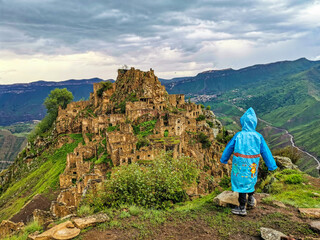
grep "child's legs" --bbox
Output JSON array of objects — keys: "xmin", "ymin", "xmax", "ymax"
[
  {"xmin": 238, "ymin": 192, "xmax": 255, "ymax": 207},
  {"xmin": 238, "ymin": 193, "xmax": 247, "ymax": 207}
]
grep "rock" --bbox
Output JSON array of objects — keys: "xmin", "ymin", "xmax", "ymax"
[
  {"xmin": 274, "ymin": 156, "xmax": 299, "ymax": 170},
  {"xmin": 0, "ymin": 220, "xmax": 24, "ymax": 238},
  {"xmin": 260, "ymin": 227, "xmax": 287, "ymax": 240},
  {"xmin": 73, "ymin": 213, "xmax": 110, "ymax": 229},
  {"xmin": 271, "ymin": 200, "xmax": 286, "ymax": 208},
  {"xmin": 32, "ymin": 220, "xmax": 80, "ymax": 240},
  {"xmin": 256, "ymin": 193, "xmax": 270, "ymax": 199},
  {"xmin": 310, "ymin": 221, "xmax": 320, "ymax": 233},
  {"xmin": 299, "ymin": 208, "xmax": 320, "ymax": 219},
  {"xmin": 213, "ymin": 191, "xmax": 257, "ymax": 207}
]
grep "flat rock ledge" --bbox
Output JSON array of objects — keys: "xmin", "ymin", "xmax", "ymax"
[
  {"xmin": 299, "ymin": 208, "xmax": 320, "ymax": 219},
  {"xmin": 260, "ymin": 227, "xmax": 287, "ymax": 240},
  {"xmin": 28, "ymin": 213, "xmax": 109, "ymax": 240},
  {"xmin": 73, "ymin": 213, "xmax": 110, "ymax": 229}
]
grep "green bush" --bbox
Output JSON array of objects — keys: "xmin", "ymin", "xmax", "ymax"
[
  {"xmin": 86, "ymin": 153, "xmax": 200, "ymax": 209},
  {"xmin": 198, "ymin": 133, "xmax": 211, "ymax": 149},
  {"xmin": 136, "ymin": 137, "xmax": 150, "ymax": 150},
  {"xmin": 272, "ymin": 146, "xmax": 301, "ymax": 164},
  {"xmin": 196, "ymin": 115, "xmax": 206, "ymax": 121},
  {"xmin": 206, "ymin": 120, "xmax": 214, "ymax": 128},
  {"xmin": 77, "ymin": 205, "xmax": 94, "ymax": 217},
  {"xmin": 132, "ymin": 120, "xmax": 157, "ymax": 137},
  {"xmin": 206, "ymin": 106, "xmax": 211, "ymax": 110},
  {"xmin": 219, "ymin": 176, "xmax": 231, "ymax": 189},
  {"xmin": 284, "ymin": 174, "xmax": 303, "ymax": 184},
  {"xmin": 24, "ymin": 220, "xmax": 42, "ymax": 234},
  {"xmin": 200, "ymin": 104, "xmax": 205, "ymax": 109}
]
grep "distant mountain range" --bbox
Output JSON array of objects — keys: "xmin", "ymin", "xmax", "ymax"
[{"xmin": 0, "ymin": 78, "xmax": 113, "ymax": 126}]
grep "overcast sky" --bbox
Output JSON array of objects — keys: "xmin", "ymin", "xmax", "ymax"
[{"xmin": 0, "ymin": 0, "xmax": 320, "ymax": 84}]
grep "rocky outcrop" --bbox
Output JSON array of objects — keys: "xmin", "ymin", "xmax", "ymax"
[
  {"xmin": 0, "ymin": 220, "xmax": 24, "ymax": 238},
  {"xmin": 274, "ymin": 156, "xmax": 299, "ymax": 170}
]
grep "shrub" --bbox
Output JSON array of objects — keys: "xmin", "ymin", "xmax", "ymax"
[
  {"xmin": 206, "ymin": 106, "xmax": 211, "ymax": 110},
  {"xmin": 219, "ymin": 176, "xmax": 231, "ymax": 189},
  {"xmin": 200, "ymin": 104, "xmax": 205, "ymax": 109},
  {"xmin": 284, "ymin": 174, "xmax": 303, "ymax": 184},
  {"xmin": 196, "ymin": 115, "xmax": 206, "ymax": 121},
  {"xmin": 206, "ymin": 120, "xmax": 214, "ymax": 128},
  {"xmin": 272, "ymin": 146, "xmax": 301, "ymax": 164},
  {"xmin": 119, "ymin": 211, "xmax": 131, "ymax": 219},
  {"xmin": 24, "ymin": 221, "xmax": 43, "ymax": 234},
  {"xmin": 136, "ymin": 137, "xmax": 150, "ymax": 150},
  {"xmin": 77, "ymin": 205, "xmax": 94, "ymax": 217},
  {"xmin": 216, "ymin": 127, "xmax": 233, "ymax": 144},
  {"xmin": 128, "ymin": 206, "xmax": 142, "ymax": 216},
  {"xmin": 198, "ymin": 133, "xmax": 211, "ymax": 149},
  {"xmin": 132, "ymin": 120, "xmax": 157, "ymax": 137},
  {"xmin": 88, "ymin": 153, "xmax": 200, "ymax": 209}
]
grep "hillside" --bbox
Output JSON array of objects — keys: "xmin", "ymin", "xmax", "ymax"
[{"xmin": 163, "ymin": 58, "xmax": 320, "ymax": 177}]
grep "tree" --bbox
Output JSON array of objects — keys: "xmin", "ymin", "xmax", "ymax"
[
  {"xmin": 44, "ymin": 88, "xmax": 73, "ymax": 115},
  {"xmin": 28, "ymin": 88, "xmax": 73, "ymax": 141}
]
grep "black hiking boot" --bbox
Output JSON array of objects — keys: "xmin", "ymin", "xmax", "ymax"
[
  {"xmin": 247, "ymin": 195, "xmax": 256, "ymax": 209},
  {"xmin": 231, "ymin": 206, "xmax": 247, "ymax": 216}
]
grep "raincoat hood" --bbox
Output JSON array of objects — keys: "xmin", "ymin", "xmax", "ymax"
[{"xmin": 240, "ymin": 107, "xmax": 257, "ymax": 131}]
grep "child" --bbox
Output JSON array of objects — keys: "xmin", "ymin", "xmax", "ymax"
[{"xmin": 220, "ymin": 107, "xmax": 277, "ymax": 216}]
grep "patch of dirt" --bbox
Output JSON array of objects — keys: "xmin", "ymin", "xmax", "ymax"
[{"xmin": 10, "ymin": 193, "xmax": 57, "ymax": 224}]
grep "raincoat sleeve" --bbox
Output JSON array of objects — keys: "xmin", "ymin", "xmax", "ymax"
[
  {"xmin": 220, "ymin": 134, "xmax": 237, "ymax": 164},
  {"xmin": 260, "ymin": 136, "xmax": 278, "ymax": 171}
]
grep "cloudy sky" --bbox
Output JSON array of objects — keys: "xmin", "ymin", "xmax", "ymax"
[{"xmin": 0, "ymin": 0, "xmax": 320, "ymax": 84}]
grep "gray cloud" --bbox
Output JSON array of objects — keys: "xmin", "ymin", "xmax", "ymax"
[{"xmin": 0, "ymin": 0, "xmax": 319, "ymax": 82}]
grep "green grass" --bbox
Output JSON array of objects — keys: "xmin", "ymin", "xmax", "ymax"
[
  {"xmin": 0, "ymin": 134, "xmax": 82, "ymax": 221},
  {"xmin": 259, "ymin": 169, "xmax": 320, "ymax": 208}
]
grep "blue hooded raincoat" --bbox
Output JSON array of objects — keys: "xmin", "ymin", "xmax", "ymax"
[{"xmin": 220, "ymin": 108, "xmax": 277, "ymax": 193}]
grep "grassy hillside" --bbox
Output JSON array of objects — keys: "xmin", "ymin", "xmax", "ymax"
[{"xmin": 0, "ymin": 133, "xmax": 82, "ymax": 221}]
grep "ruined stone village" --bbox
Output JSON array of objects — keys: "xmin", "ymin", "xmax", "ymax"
[
  {"xmin": 0, "ymin": 68, "xmax": 233, "ymax": 238},
  {"xmin": 53, "ymin": 67, "xmax": 227, "ymax": 218}
]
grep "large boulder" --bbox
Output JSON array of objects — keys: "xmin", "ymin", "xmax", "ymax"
[
  {"xmin": 213, "ymin": 191, "xmax": 257, "ymax": 207},
  {"xmin": 260, "ymin": 227, "xmax": 287, "ymax": 240},
  {"xmin": 274, "ymin": 156, "xmax": 299, "ymax": 170},
  {"xmin": 309, "ymin": 221, "xmax": 320, "ymax": 233},
  {"xmin": 299, "ymin": 208, "xmax": 320, "ymax": 219},
  {"xmin": 73, "ymin": 213, "xmax": 110, "ymax": 229}
]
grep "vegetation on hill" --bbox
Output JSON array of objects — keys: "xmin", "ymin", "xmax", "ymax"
[{"xmin": 28, "ymin": 88, "xmax": 73, "ymax": 142}]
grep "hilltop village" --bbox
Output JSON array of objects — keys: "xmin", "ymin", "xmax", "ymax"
[{"xmin": 51, "ymin": 67, "xmax": 228, "ymax": 218}]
